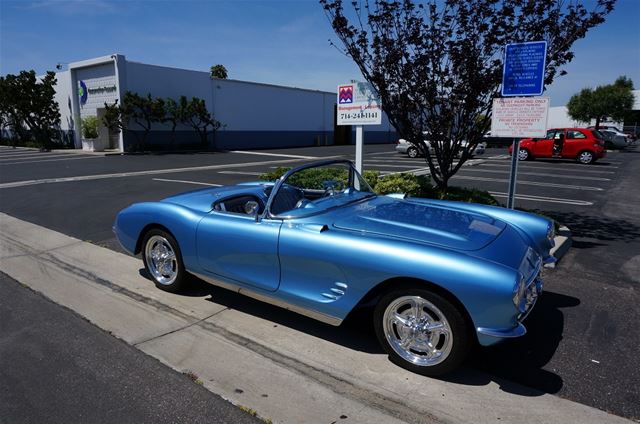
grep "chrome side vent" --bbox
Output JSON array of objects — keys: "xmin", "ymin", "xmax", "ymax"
[{"xmin": 322, "ymin": 282, "xmax": 348, "ymax": 302}]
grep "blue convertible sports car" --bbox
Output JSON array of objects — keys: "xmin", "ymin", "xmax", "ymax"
[{"xmin": 114, "ymin": 160, "xmax": 555, "ymax": 375}]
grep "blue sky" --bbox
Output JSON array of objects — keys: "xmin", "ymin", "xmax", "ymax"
[{"xmin": 1, "ymin": 0, "xmax": 638, "ymax": 106}]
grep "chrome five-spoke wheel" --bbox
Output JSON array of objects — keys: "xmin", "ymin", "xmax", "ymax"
[
  {"xmin": 145, "ymin": 235, "xmax": 178, "ymax": 285},
  {"xmin": 142, "ymin": 229, "xmax": 187, "ymax": 292},
  {"xmin": 374, "ymin": 288, "xmax": 470, "ymax": 376},
  {"xmin": 383, "ymin": 296, "xmax": 452, "ymax": 366}
]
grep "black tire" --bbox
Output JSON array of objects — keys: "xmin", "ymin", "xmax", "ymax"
[
  {"xmin": 141, "ymin": 229, "xmax": 188, "ymax": 293},
  {"xmin": 373, "ymin": 287, "xmax": 471, "ymax": 376},
  {"xmin": 407, "ymin": 146, "xmax": 419, "ymax": 158}
]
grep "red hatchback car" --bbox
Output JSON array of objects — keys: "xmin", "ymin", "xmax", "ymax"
[{"xmin": 509, "ymin": 128, "xmax": 606, "ymax": 164}]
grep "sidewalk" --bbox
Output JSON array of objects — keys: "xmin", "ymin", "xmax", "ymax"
[{"xmin": 0, "ymin": 212, "xmax": 630, "ymax": 424}]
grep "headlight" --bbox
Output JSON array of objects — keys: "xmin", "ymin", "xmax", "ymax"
[
  {"xmin": 546, "ymin": 222, "xmax": 556, "ymax": 247},
  {"xmin": 512, "ymin": 273, "xmax": 526, "ymax": 311}
]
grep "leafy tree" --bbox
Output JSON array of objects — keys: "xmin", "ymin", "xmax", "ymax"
[
  {"xmin": 567, "ymin": 76, "xmax": 635, "ymax": 128},
  {"xmin": 210, "ymin": 64, "xmax": 228, "ymax": 79},
  {"xmin": 123, "ymin": 92, "xmax": 166, "ymax": 151},
  {"xmin": 102, "ymin": 99, "xmax": 127, "ymax": 134},
  {"xmin": 163, "ymin": 97, "xmax": 186, "ymax": 147},
  {"xmin": 0, "ymin": 70, "xmax": 61, "ymax": 150},
  {"xmin": 179, "ymin": 96, "xmax": 222, "ymax": 150},
  {"xmin": 321, "ymin": 0, "xmax": 615, "ymax": 190}
]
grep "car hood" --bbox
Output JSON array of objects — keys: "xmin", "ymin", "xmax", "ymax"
[{"xmin": 332, "ymin": 196, "xmax": 506, "ymax": 251}]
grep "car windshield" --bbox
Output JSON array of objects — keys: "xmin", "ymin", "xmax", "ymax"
[{"xmin": 268, "ymin": 161, "xmax": 375, "ymax": 218}]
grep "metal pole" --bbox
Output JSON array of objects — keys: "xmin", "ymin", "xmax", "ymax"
[
  {"xmin": 507, "ymin": 138, "xmax": 520, "ymax": 209},
  {"xmin": 355, "ymin": 125, "xmax": 363, "ymax": 173}
]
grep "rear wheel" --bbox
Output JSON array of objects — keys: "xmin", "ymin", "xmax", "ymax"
[
  {"xmin": 374, "ymin": 287, "xmax": 471, "ymax": 376},
  {"xmin": 517, "ymin": 148, "xmax": 531, "ymax": 161},
  {"xmin": 407, "ymin": 146, "xmax": 419, "ymax": 158},
  {"xmin": 577, "ymin": 150, "xmax": 594, "ymax": 164},
  {"xmin": 142, "ymin": 229, "xmax": 187, "ymax": 292}
]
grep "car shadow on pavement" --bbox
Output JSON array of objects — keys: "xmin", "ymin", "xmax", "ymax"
[
  {"xmin": 446, "ymin": 291, "xmax": 579, "ymax": 396},
  {"xmin": 139, "ymin": 268, "xmax": 578, "ymax": 396},
  {"xmin": 530, "ymin": 210, "xmax": 640, "ymax": 243}
]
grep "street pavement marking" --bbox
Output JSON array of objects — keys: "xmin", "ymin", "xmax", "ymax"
[
  {"xmin": 488, "ymin": 191, "xmax": 594, "ymax": 206},
  {"xmin": 0, "ymin": 153, "xmax": 95, "ymax": 162},
  {"xmin": 477, "ymin": 163, "xmax": 616, "ymax": 174},
  {"xmin": 230, "ymin": 150, "xmax": 318, "ymax": 160},
  {"xmin": 152, "ymin": 178, "xmax": 221, "ymax": 187},
  {"xmin": 218, "ymin": 171, "xmax": 264, "ymax": 176},
  {"xmin": 459, "ymin": 168, "xmax": 611, "ymax": 181},
  {"xmin": 0, "ymin": 151, "xmax": 90, "ymax": 160},
  {"xmin": 0, "ymin": 157, "xmax": 306, "ymax": 189},
  {"xmin": 0, "ymin": 155, "xmax": 104, "ymax": 166},
  {"xmin": 451, "ymin": 175, "xmax": 604, "ymax": 191},
  {"xmin": 482, "ymin": 158, "xmax": 619, "ymax": 168}
]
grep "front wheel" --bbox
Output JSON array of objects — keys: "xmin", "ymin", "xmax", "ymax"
[
  {"xmin": 407, "ymin": 146, "xmax": 419, "ymax": 158},
  {"xmin": 374, "ymin": 288, "xmax": 471, "ymax": 376},
  {"xmin": 142, "ymin": 229, "xmax": 188, "ymax": 293},
  {"xmin": 577, "ymin": 150, "xmax": 595, "ymax": 164}
]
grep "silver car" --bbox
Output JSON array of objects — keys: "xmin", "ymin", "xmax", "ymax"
[{"xmin": 395, "ymin": 138, "xmax": 486, "ymax": 158}]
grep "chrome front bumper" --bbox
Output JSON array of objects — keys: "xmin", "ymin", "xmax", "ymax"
[{"xmin": 478, "ymin": 270, "xmax": 543, "ymax": 340}]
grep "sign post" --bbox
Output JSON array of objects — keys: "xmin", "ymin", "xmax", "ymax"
[
  {"xmin": 337, "ymin": 82, "xmax": 382, "ymax": 173},
  {"xmin": 495, "ymin": 41, "xmax": 548, "ymax": 209}
]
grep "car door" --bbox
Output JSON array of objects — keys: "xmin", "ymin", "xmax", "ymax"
[
  {"xmin": 563, "ymin": 129, "xmax": 588, "ymax": 158},
  {"xmin": 532, "ymin": 129, "xmax": 558, "ymax": 157},
  {"xmin": 196, "ymin": 199, "xmax": 281, "ymax": 292}
]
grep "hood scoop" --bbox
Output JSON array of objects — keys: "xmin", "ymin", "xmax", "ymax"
[{"xmin": 333, "ymin": 198, "xmax": 505, "ymax": 251}]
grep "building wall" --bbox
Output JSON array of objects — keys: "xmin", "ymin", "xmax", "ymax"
[
  {"xmin": 76, "ymin": 63, "xmax": 118, "ymax": 118},
  {"xmin": 52, "ymin": 55, "xmax": 397, "ymax": 151},
  {"xmin": 53, "ymin": 70, "xmax": 73, "ymax": 131}
]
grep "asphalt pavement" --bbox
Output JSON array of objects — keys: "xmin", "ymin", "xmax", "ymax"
[
  {"xmin": 0, "ymin": 142, "xmax": 638, "ymax": 420},
  {"xmin": 0, "ymin": 272, "xmax": 261, "ymax": 424}
]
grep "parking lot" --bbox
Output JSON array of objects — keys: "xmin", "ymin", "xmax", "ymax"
[{"xmin": 1, "ymin": 143, "xmax": 639, "ymax": 419}]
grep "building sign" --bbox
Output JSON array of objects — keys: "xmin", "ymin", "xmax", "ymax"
[
  {"xmin": 337, "ymin": 82, "xmax": 382, "ymax": 125},
  {"xmin": 501, "ymin": 41, "xmax": 547, "ymax": 96},
  {"xmin": 88, "ymin": 85, "xmax": 117, "ymax": 95},
  {"xmin": 79, "ymin": 80, "xmax": 88, "ymax": 105},
  {"xmin": 491, "ymin": 97, "xmax": 550, "ymax": 138}
]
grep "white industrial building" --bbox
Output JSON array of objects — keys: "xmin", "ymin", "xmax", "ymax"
[{"xmin": 52, "ymin": 54, "xmax": 396, "ymax": 152}]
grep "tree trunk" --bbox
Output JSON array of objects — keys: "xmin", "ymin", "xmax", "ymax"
[{"xmin": 595, "ymin": 116, "xmax": 601, "ymax": 129}]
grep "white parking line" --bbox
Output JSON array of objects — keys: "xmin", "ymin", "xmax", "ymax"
[
  {"xmin": 0, "ymin": 157, "xmax": 305, "ymax": 189},
  {"xmin": 230, "ymin": 150, "xmax": 318, "ymax": 160},
  {"xmin": 152, "ymin": 178, "xmax": 221, "ymax": 187},
  {"xmin": 0, "ymin": 156, "xmax": 103, "ymax": 166},
  {"xmin": 459, "ymin": 168, "xmax": 611, "ymax": 181},
  {"xmin": 488, "ymin": 192, "xmax": 594, "ymax": 206},
  {"xmin": 0, "ymin": 153, "xmax": 93, "ymax": 162},
  {"xmin": 0, "ymin": 151, "xmax": 88, "ymax": 160},
  {"xmin": 218, "ymin": 171, "xmax": 264, "ymax": 176},
  {"xmin": 451, "ymin": 175, "xmax": 604, "ymax": 191},
  {"xmin": 477, "ymin": 163, "xmax": 616, "ymax": 174},
  {"xmin": 482, "ymin": 158, "xmax": 619, "ymax": 169}
]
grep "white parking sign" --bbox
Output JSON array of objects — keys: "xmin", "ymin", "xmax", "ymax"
[{"xmin": 337, "ymin": 82, "xmax": 382, "ymax": 126}]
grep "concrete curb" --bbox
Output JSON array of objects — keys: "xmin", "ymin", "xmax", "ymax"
[{"xmin": 545, "ymin": 225, "xmax": 572, "ymax": 269}]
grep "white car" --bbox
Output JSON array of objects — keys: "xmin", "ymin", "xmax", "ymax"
[{"xmin": 395, "ymin": 138, "xmax": 486, "ymax": 158}]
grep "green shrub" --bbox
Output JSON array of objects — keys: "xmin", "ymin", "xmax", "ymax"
[
  {"xmin": 81, "ymin": 116, "xmax": 99, "ymax": 139},
  {"xmin": 258, "ymin": 167, "xmax": 497, "ymax": 205}
]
